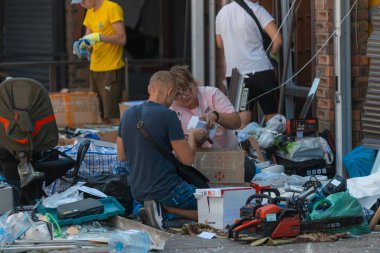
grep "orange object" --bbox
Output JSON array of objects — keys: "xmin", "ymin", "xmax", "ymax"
[
  {"xmin": 256, "ymin": 204, "xmax": 282, "ymax": 220},
  {"xmin": 271, "ymin": 215, "xmax": 301, "ymax": 238}
]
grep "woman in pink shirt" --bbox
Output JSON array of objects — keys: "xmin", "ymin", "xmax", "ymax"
[{"xmin": 169, "ymin": 65, "xmax": 241, "ymax": 148}]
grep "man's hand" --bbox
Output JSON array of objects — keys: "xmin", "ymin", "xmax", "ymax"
[
  {"xmin": 200, "ymin": 111, "xmax": 218, "ymax": 130},
  {"xmin": 79, "ymin": 33, "xmax": 101, "ymax": 49},
  {"xmin": 188, "ymin": 128, "xmax": 208, "ymax": 147}
]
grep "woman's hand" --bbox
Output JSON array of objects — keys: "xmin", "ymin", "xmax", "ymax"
[{"xmin": 200, "ymin": 111, "xmax": 218, "ymax": 130}]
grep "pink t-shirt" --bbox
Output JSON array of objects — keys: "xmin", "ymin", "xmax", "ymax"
[{"xmin": 170, "ymin": 86, "xmax": 239, "ymax": 148}]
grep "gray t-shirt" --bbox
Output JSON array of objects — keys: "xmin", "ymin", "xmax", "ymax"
[{"xmin": 118, "ymin": 101, "xmax": 185, "ymax": 201}]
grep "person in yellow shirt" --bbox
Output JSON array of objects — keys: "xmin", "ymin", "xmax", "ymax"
[{"xmin": 72, "ymin": 0, "xmax": 126, "ymax": 123}]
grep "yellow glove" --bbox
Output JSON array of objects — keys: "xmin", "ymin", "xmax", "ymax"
[{"xmin": 79, "ymin": 33, "xmax": 101, "ymax": 49}]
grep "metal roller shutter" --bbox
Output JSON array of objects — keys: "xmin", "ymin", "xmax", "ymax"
[
  {"xmin": 364, "ymin": 8, "xmax": 380, "ymax": 148},
  {"xmin": 1, "ymin": 0, "xmax": 64, "ymax": 88}
]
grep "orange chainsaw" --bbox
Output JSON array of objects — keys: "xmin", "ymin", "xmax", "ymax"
[{"xmin": 228, "ymin": 191, "xmax": 364, "ymax": 241}]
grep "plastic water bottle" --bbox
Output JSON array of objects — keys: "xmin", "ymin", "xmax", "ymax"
[{"xmin": 108, "ymin": 230, "xmax": 150, "ymax": 253}]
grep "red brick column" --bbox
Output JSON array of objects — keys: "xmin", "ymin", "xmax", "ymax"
[
  {"xmin": 314, "ymin": 0, "xmax": 369, "ymax": 148},
  {"xmin": 315, "ymin": 0, "xmax": 335, "ymax": 135}
]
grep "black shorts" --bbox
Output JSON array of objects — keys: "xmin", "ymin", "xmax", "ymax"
[
  {"xmin": 245, "ymin": 70, "xmax": 278, "ymax": 114},
  {"xmin": 227, "ymin": 70, "xmax": 278, "ymax": 114}
]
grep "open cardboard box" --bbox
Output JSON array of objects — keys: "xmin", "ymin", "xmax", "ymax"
[{"xmin": 195, "ymin": 148, "xmax": 245, "ymax": 184}]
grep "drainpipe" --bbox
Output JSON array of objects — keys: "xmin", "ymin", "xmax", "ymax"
[
  {"xmin": 334, "ymin": 0, "xmax": 352, "ymax": 176},
  {"xmin": 191, "ymin": 0, "xmax": 205, "ymax": 85}
]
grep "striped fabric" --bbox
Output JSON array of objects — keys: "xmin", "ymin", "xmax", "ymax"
[{"xmin": 44, "ymin": 141, "xmax": 128, "ymax": 195}]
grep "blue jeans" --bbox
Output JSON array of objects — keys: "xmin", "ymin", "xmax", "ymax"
[
  {"xmin": 134, "ymin": 181, "xmax": 197, "ymax": 220},
  {"xmin": 158, "ymin": 181, "xmax": 197, "ymax": 210}
]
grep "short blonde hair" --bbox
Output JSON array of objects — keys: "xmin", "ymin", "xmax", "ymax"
[
  {"xmin": 150, "ymin": 71, "xmax": 176, "ymax": 87},
  {"xmin": 169, "ymin": 65, "xmax": 198, "ymax": 89}
]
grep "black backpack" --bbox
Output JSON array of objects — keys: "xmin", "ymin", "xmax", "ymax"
[{"xmin": 83, "ymin": 173, "xmax": 133, "ymax": 216}]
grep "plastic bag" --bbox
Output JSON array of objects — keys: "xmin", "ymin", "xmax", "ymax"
[
  {"xmin": 42, "ymin": 182, "xmax": 85, "ymax": 208},
  {"xmin": 309, "ymin": 191, "xmax": 370, "ymax": 235},
  {"xmin": 265, "ymin": 114, "xmax": 287, "ymax": 133},
  {"xmin": 239, "ymin": 114, "xmax": 287, "ymax": 149},
  {"xmin": 0, "ymin": 212, "xmax": 33, "ymax": 243},
  {"xmin": 279, "ymin": 137, "xmax": 334, "ymax": 165},
  {"xmin": 253, "ymin": 171, "xmax": 289, "ymax": 188},
  {"xmin": 343, "ymin": 145, "xmax": 377, "ymax": 178}
]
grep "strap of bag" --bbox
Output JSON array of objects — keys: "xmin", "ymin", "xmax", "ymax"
[
  {"xmin": 233, "ymin": 0, "xmax": 270, "ymax": 49},
  {"xmin": 135, "ymin": 104, "xmax": 183, "ymax": 168}
]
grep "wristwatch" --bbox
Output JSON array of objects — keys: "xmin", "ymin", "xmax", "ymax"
[{"xmin": 212, "ymin": 111, "xmax": 220, "ymax": 122}]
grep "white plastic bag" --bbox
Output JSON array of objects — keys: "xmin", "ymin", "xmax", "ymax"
[{"xmin": 42, "ymin": 182, "xmax": 85, "ymax": 208}]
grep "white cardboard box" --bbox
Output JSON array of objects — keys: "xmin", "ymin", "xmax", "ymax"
[{"xmin": 195, "ymin": 187, "xmax": 255, "ymax": 230}]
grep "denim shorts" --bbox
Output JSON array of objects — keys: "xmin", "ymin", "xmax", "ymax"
[{"xmin": 158, "ymin": 181, "xmax": 197, "ymax": 210}]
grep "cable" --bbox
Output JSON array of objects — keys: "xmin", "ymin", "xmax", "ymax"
[
  {"xmin": 45, "ymin": 212, "xmax": 64, "ymax": 238},
  {"xmin": 245, "ymin": 0, "xmax": 359, "ymax": 107}
]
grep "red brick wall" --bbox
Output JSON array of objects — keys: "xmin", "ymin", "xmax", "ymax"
[{"xmin": 314, "ymin": 0, "xmax": 369, "ymax": 148}]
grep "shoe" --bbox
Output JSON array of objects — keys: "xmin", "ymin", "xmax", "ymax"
[{"xmin": 144, "ymin": 200, "xmax": 165, "ymax": 230}]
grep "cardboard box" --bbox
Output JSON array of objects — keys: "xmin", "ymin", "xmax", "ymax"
[
  {"xmin": 195, "ymin": 149, "xmax": 245, "ymax": 184},
  {"xmin": 49, "ymin": 92, "xmax": 101, "ymax": 128},
  {"xmin": 119, "ymin": 101, "xmax": 145, "ymax": 119},
  {"xmin": 195, "ymin": 187, "xmax": 254, "ymax": 229}
]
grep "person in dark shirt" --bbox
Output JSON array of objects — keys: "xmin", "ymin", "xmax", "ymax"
[{"xmin": 117, "ymin": 71, "xmax": 207, "ymax": 229}]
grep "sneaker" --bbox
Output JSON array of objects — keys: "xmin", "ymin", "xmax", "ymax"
[{"xmin": 144, "ymin": 200, "xmax": 165, "ymax": 230}]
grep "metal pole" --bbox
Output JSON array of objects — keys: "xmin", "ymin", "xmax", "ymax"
[
  {"xmin": 191, "ymin": 0, "xmax": 205, "ymax": 85},
  {"xmin": 334, "ymin": 0, "xmax": 352, "ymax": 176},
  {"xmin": 208, "ymin": 0, "xmax": 216, "ymax": 86},
  {"xmin": 280, "ymin": 0, "xmax": 295, "ymax": 119},
  {"xmin": 278, "ymin": 0, "xmax": 299, "ymax": 115}
]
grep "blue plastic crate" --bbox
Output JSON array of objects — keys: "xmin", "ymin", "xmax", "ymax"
[{"xmin": 37, "ymin": 196, "xmax": 125, "ymax": 226}]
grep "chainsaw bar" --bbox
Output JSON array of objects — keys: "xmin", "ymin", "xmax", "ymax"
[{"xmin": 300, "ymin": 216, "xmax": 364, "ymax": 233}]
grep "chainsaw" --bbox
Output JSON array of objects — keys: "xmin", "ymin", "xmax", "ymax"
[{"xmin": 228, "ymin": 176, "xmax": 364, "ymax": 241}]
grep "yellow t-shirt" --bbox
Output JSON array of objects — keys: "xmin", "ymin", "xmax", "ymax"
[{"xmin": 83, "ymin": 0, "xmax": 124, "ymax": 72}]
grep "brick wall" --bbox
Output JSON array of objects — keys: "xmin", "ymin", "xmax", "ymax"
[
  {"xmin": 351, "ymin": 0, "xmax": 369, "ymax": 147},
  {"xmin": 315, "ymin": 0, "xmax": 369, "ymax": 148}
]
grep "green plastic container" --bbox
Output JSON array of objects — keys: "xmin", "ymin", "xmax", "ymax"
[{"xmin": 37, "ymin": 196, "xmax": 126, "ymax": 226}]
